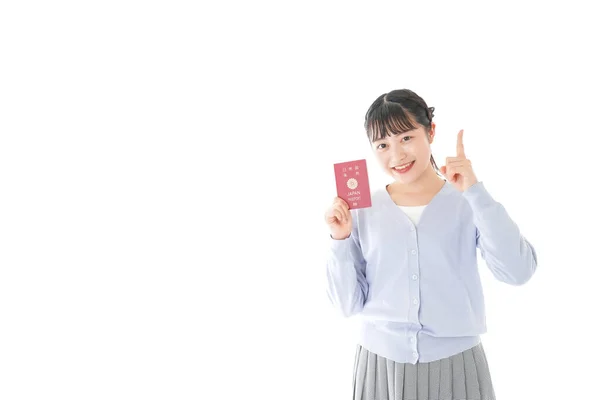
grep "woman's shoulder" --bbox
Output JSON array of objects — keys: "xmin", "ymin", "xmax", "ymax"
[{"xmin": 351, "ymin": 188, "xmax": 394, "ymax": 220}]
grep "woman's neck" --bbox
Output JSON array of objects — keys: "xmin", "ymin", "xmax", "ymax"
[{"xmin": 388, "ymin": 166, "xmax": 445, "ymax": 195}]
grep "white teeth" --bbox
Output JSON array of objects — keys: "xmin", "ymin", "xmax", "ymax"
[{"xmin": 394, "ymin": 162, "xmax": 413, "ymax": 170}]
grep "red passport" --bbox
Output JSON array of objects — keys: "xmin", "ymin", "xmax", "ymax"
[{"xmin": 333, "ymin": 159, "xmax": 372, "ymax": 209}]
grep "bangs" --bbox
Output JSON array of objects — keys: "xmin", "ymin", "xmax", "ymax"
[{"xmin": 365, "ymin": 102, "xmax": 417, "ymax": 143}]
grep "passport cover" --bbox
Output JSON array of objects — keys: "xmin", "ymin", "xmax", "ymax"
[{"xmin": 333, "ymin": 159, "xmax": 372, "ymax": 209}]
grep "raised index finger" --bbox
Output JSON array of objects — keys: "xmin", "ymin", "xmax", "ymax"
[{"xmin": 457, "ymin": 129, "xmax": 465, "ymax": 157}]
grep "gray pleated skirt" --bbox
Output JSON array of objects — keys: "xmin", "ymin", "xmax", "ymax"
[{"xmin": 353, "ymin": 342, "xmax": 496, "ymax": 400}]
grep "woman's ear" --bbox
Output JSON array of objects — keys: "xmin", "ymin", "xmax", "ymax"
[{"xmin": 429, "ymin": 123, "xmax": 436, "ymax": 143}]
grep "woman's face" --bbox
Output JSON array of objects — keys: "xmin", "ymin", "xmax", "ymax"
[{"xmin": 371, "ymin": 123, "xmax": 435, "ymax": 184}]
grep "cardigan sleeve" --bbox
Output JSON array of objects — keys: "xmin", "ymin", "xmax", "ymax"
[
  {"xmin": 463, "ymin": 181, "xmax": 538, "ymax": 285},
  {"xmin": 325, "ymin": 214, "xmax": 369, "ymax": 316}
]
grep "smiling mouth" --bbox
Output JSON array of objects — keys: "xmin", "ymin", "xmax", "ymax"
[{"xmin": 392, "ymin": 161, "xmax": 415, "ymax": 172}]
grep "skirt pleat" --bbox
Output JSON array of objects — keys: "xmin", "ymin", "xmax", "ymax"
[{"xmin": 353, "ymin": 342, "xmax": 496, "ymax": 400}]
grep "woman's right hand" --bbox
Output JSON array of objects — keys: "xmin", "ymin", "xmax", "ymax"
[{"xmin": 325, "ymin": 197, "xmax": 352, "ymax": 240}]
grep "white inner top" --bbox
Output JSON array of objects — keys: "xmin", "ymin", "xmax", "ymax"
[{"xmin": 397, "ymin": 205, "xmax": 427, "ymax": 226}]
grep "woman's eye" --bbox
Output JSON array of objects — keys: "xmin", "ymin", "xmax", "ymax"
[
  {"xmin": 401, "ymin": 136, "xmax": 411, "ymax": 142},
  {"xmin": 377, "ymin": 143, "xmax": 387, "ymax": 149}
]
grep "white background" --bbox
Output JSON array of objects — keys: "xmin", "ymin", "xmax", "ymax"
[{"xmin": 1, "ymin": 1, "xmax": 599, "ymax": 399}]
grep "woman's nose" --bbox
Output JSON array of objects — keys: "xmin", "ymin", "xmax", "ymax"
[{"xmin": 390, "ymin": 147, "xmax": 406, "ymax": 161}]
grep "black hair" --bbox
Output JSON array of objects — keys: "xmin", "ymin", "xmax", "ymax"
[{"xmin": 364, "ymin": 89, "xmax": 442, "ymax": 177}]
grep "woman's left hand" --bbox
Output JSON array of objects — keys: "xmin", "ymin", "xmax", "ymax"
[{"xmin": 440, "ymin": 130, "xmax": 479, "ymax": 192}]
